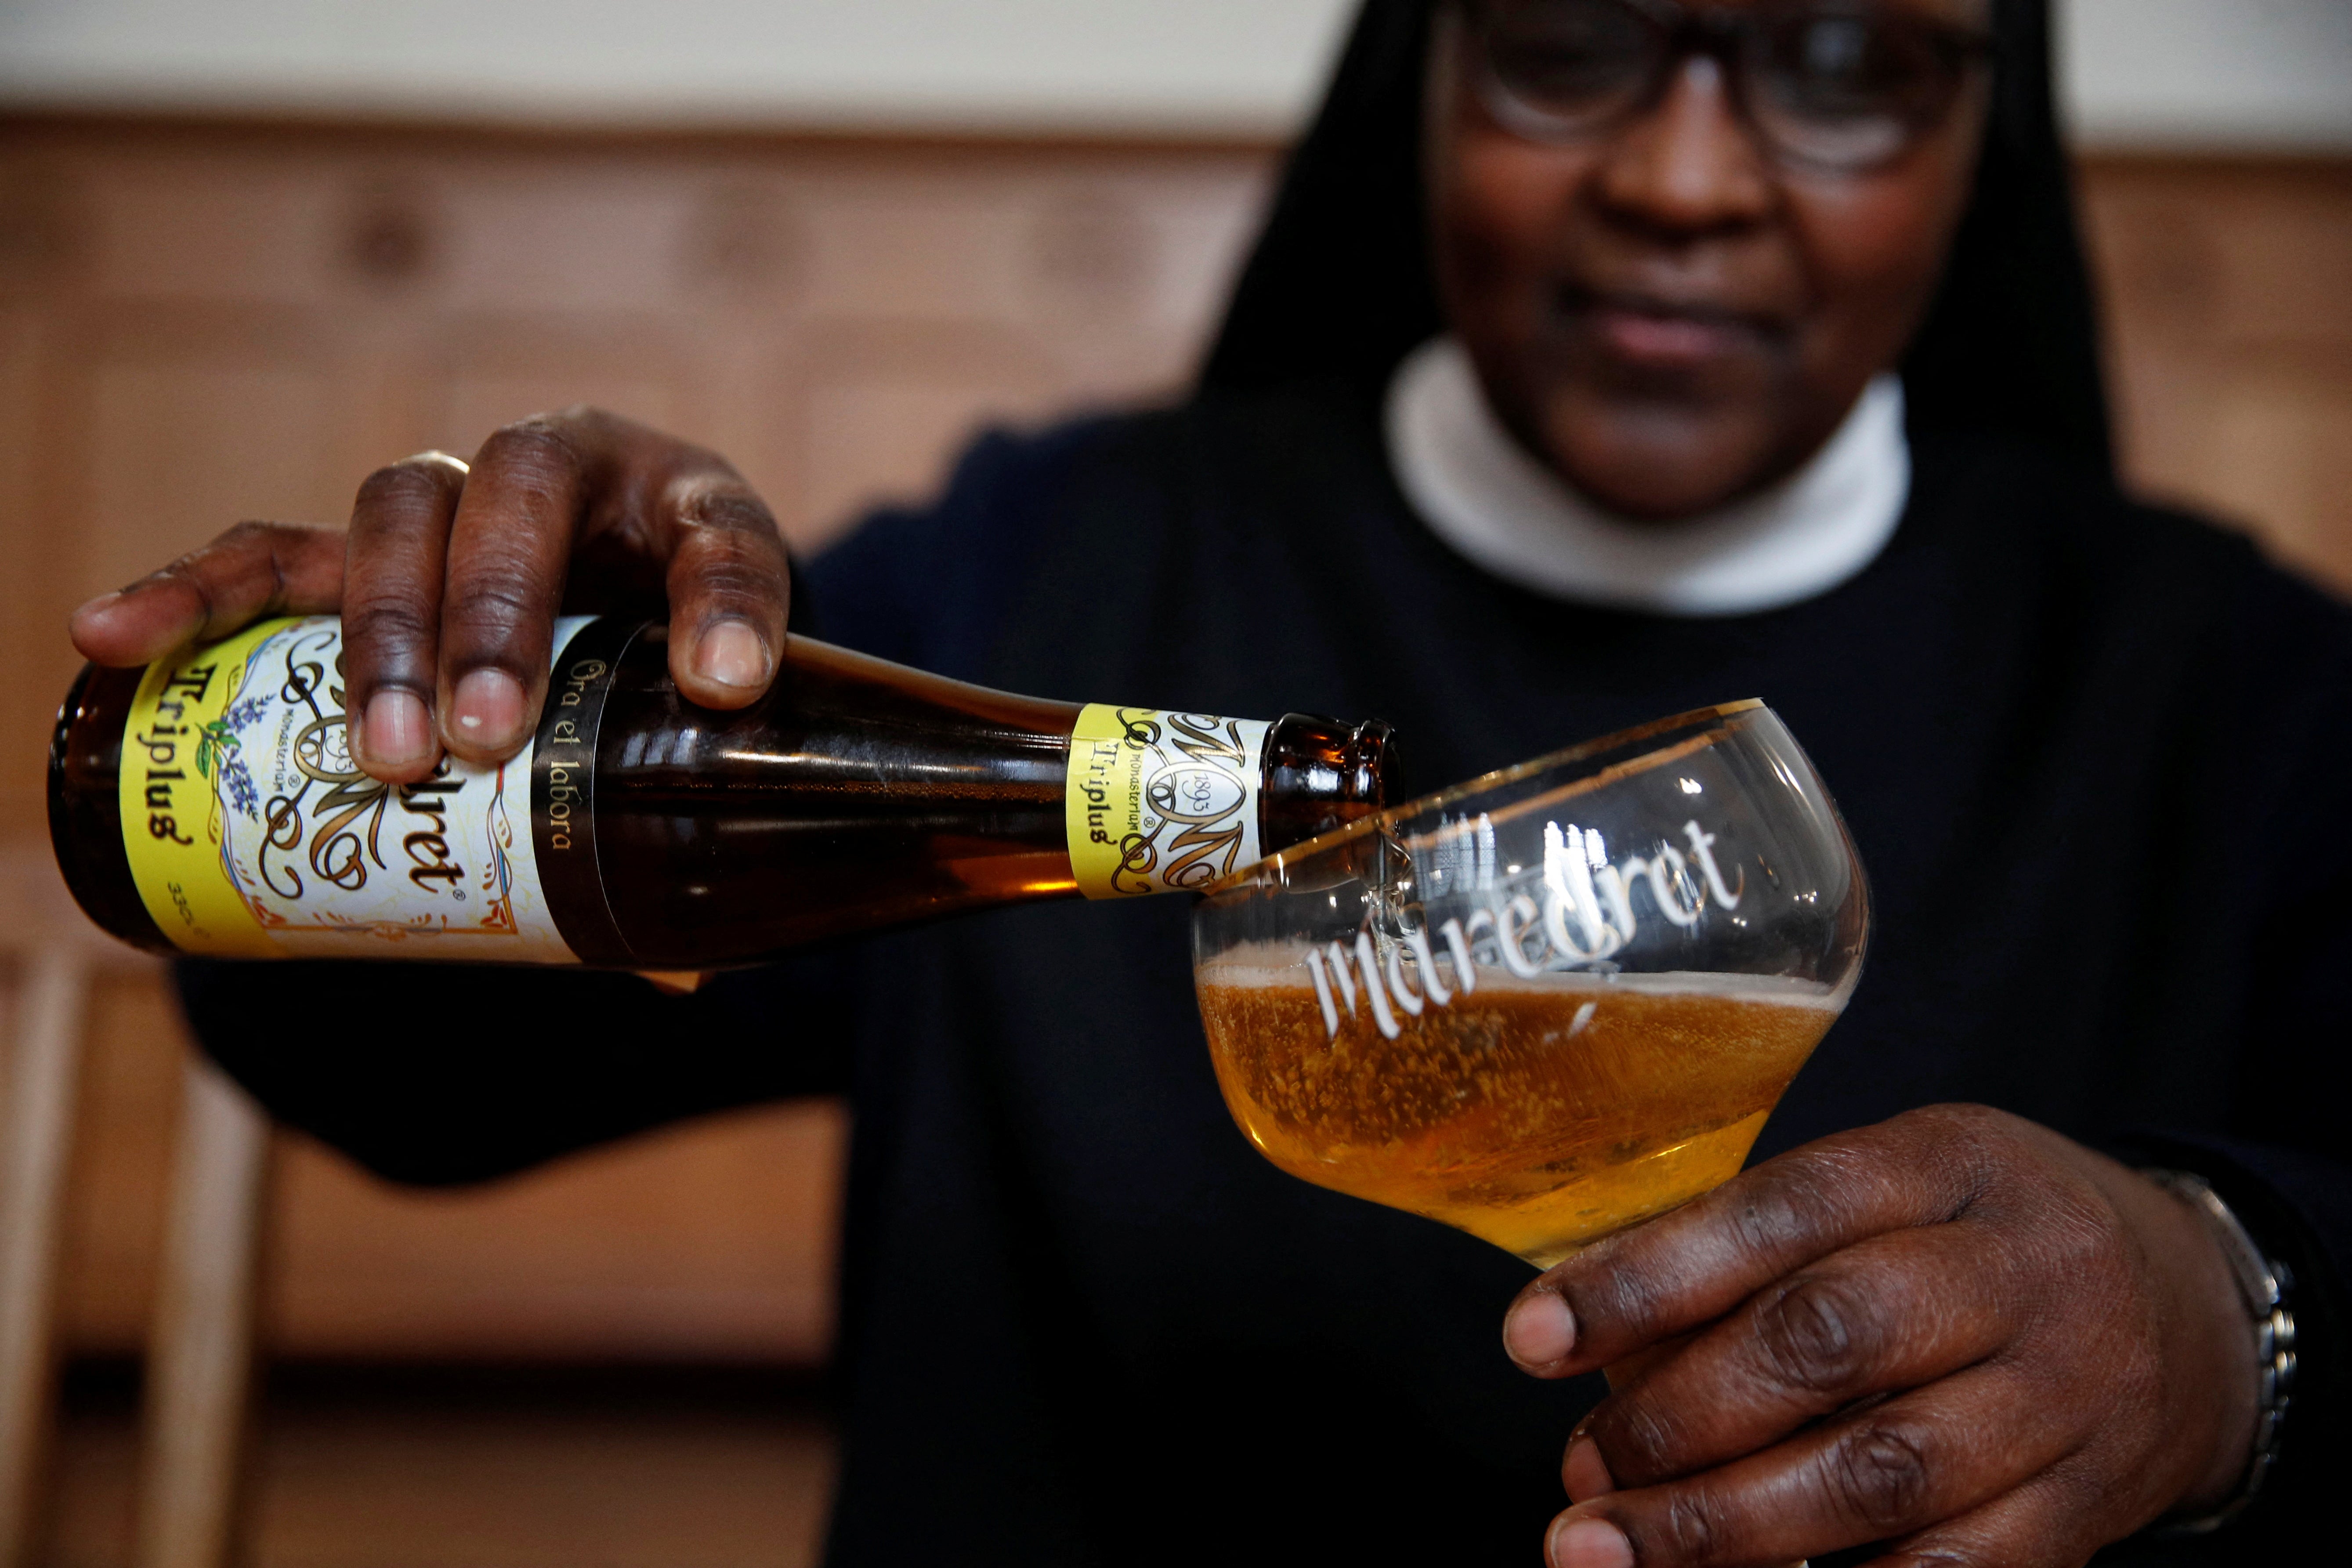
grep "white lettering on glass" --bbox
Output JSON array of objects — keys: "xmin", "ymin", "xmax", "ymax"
[{"xmin": 1306, "ymin": 818, "xmax": 1749, "ymax": 1042}]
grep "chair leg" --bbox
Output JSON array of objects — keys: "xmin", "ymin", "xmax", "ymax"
[
  {"xmin": 134, "ymin": 1054, "xmax": 271, "ymax": 1568},
  {"xmin": 0, "ymin": 948, "xmax": 91, "ymax": 1568}
]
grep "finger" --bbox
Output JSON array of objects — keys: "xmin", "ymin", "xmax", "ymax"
[
  {"xmin": 437, "ymin": 418, "xmax": 595, "ymax": 762},
  {"xmin": 1601, "ymin": 1332, "xmax": 1696, "ymax": 1392},
  {"xmin": 1575, "ymin": 1223, "xmax": 2016, "ymax": 1493},
  {"xmin": 69, "ymin": 520, "xmax": 345, "ymax": 667},
  {"xmin": 342, "ymin": 453, "xmax": 467, "ymax": 782},
  {"xmin": 658, "ymin": 472, "xmax": 789, "ymax": 709},
  {"xmin": 1546, "ymin": 1362, "xmax": 2077, "ymax": 1568},
  {"xmin": 1860, "ymin": 1465, "xmax": 2119, "ymax": 1568},
  {"xmin": 1505, "ymin": 1106, "xmax": 2006, "ymax": 1378}
]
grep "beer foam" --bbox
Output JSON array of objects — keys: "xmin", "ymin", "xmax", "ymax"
[{"xmin": 1197, "ymin": 942, "xmax": 1844, "ymax": 1010}]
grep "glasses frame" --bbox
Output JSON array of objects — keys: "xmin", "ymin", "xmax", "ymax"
[{"xmin": 1462, "ymin": 0, "xmax": 1997, "ymax": 174}]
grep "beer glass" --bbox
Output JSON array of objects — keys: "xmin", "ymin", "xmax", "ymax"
[{"xmin": 1192, "ymin": 702, "xmax": 1868, "ymax": 1267}]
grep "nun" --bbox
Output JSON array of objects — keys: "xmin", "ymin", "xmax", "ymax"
[{"xmin": 73, "ymin": 0, "xmax": 2348, "ymax": 1562}]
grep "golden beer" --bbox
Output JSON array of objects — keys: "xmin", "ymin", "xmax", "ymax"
[{"xmin": 1196, "ymin": 962, "xmax": 1836, "ymax": 1267}]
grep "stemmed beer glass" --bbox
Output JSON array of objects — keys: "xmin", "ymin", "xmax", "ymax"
[{"xmin": 1192, "ymin": 702, "xmax": 1868, "ymax": 1267}]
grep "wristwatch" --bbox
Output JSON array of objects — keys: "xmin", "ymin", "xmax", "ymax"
[{"xmin": 2140, "ymin": 1168, "xmax": 2297, "ymax": 1534}]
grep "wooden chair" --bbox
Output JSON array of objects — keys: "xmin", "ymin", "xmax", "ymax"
[{"xmin": 0, "ymin": 841, "xmax": 270, "ymax": 1568}]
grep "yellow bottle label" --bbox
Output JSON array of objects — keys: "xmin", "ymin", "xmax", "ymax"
[
  {"xmin": 1064, "ymin": 705, "xmax": 1268, "ymax": 898},
  {"xmin": 117, "ymin": 616, "xmax": 585, "ymax": 961}
]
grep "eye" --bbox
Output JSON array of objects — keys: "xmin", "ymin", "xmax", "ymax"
[
  {"xmin": 1801, "ymin": 17, "xmax": 1870, "ymax": 78},
  {"xmin": 1486, "ymin": 0, "xmax": 1661, "ymax": 117},
  {"xmin": 1766, "ymin": 13, "xmax": 1953, "ymax": 122}
]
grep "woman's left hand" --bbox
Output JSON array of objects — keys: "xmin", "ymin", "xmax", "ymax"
[{"xmin": 1500, "ymin": 1104, "xmax": 2258, "ymax": 1568}]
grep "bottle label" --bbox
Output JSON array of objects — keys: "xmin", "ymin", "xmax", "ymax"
[
  {"xmin": 116, "ymin": 615, "xmax": 592, "ymax": 961},
  {"xmin": 527, "ymin": 615, "xmax": 638, "ymax": 968},
  {"xmin": 1064, "ymin": 705, "xmax": 1269, "ymax": 898}
]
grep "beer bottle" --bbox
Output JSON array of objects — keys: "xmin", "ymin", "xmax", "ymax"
[{"xmin": 48, "ymin": 616, "xmax": 1392, "ymax": 970}]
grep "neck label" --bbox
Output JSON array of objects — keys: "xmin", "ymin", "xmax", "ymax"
[
  {"xmin": 117, "ymin": 616, "xmax": 590, "ymax": 961},
  {"xmin": 1064, "ymin": 705, "xmax": 1268, "ymax": 898}
]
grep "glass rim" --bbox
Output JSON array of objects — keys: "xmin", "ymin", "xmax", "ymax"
[{"xmin": 1204, "ymin": 698, "xmax": 1769, "ymax": 897}]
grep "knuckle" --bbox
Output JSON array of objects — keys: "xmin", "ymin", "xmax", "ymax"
[
  {"xmin": 1725, "ymin": 1155, "xmax": 1854, "ymax": 1256},
  {"xmin": 1755, "ymin": 1272, "xmax": 1884, "ymax": 1395},
  {"xmin": 355, "ymin": 460, "xmax": 458, "ymax": 517},
  {"xmin": 681, "ymin": 484, "xmax": 781, "ymax": 540},
  {"xmin": 474, "ymin": 418, "xmax": 585, "ymax": 484},
  {"xmin": 1655, "ymin": 1490, "xmax": 1722, "ymax": 1564},
  {"xmin": 442, "ymin": 577, "xmax": 543, "ymax": 634},
  {"xmin": 1824, "ymin": 1419, "xmax": 1935, "ymax": 1532},
  {"xmin": 340, "ymin": 599, "xmax": 437, "ymax": 659},
  {"xmin": 680, "ymin": 552, "xmax": 785, "ymax": 611},
  {"xmin": 1903, "ymin": 1104, "xmax": 2018, "ymax": 1193},
  {"xmin": 1581, "ymin": 1263, "xmax": 1677, "ymax": 1347},
  {"xmin": 144, "ymin": 556, "xmax": 222, "ymax": 614},
  {"xmin": 142, "ymin": 548, "xmax": 205, "ymax": 584},
  {"xmin": 2029, "ymin": 1462, "xmax": 2103, "ymax": 1523},
  {"xmin": 1589, "ymin": 1398, "xmax": 1686, "ymax": 1485}
]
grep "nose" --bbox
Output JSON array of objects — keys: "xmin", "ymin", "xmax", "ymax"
[{"xmin": 1591, "ymin": 55, "xmax": 1777, "ymax": 236}]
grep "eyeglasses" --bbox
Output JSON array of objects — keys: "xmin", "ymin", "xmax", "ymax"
[{"xmin": 1465, "ymin": 0, "xmax": 1994, "ymax": 172}]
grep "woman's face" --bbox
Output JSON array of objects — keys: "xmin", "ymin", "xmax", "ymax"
[{"xmin": 1426, "ymin": 0, "xmax": 1992, "ymax": 519}]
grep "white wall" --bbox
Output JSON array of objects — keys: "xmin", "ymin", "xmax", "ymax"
[
  {"xmin": 0, "ymin": 0, "xmax": 1357, "ymax": 134},
  {"xmin": 2063, "ymin": 0, "xmax": 2352, "ymax": 150},
  {"xmin": 0, "ymin": 0, "xmax": 2346, "ymax": 148}
]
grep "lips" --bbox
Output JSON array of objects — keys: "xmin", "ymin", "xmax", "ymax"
[{"xmin": 1558, "ymin": 288, "xmax": 1783, "ymax": 372}]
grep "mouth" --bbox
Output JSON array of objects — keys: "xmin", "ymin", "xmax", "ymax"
[{"xmin": 1556, "ymin": 288, "xmax": 1783, "ymax": 372}]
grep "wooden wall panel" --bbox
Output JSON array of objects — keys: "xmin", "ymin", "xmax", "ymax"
[
  {"xmin": 75, "ymin": 328, "xmax": 348, "ymax": 597},
  {"xmin": 264, "ymin": 1098, "xmax": 847, "ymax": 1363},
  {"xmin": 424, "ymin": 327, "xmax": 695, "ymax": 462},
  {"xmin": 0, "ymin": 118, "xmax": 2345, "ymax": 1368},
  {"xmin": 785, "ymin": 319, "xmax": 1067, "ymax": 532},
  {"xmin": 81, "ymin": 161, "xmax": 343, "ymax": 307},
  {"xmin": 2080, "ymin": 156, "xmax": 2352, "ymax": 594},
  {"xmin": 46, "ymin": 963, "xmax": 847, "ymax": 1363},
  {"xmin": 0, "ymin": 308, "xmax": 48, "ymax": 844}
]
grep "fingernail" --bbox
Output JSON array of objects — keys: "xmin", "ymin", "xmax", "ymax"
[
  {"xmin": 362, "ymin": 690, "xmax": 432, "ymax": 769},
  {"xmin": 1563, "ymin": 1438, "xmax": 1617, "ymax": 1503},
  {"xmin": 693, "ymin": 619, "xmax": 771, "ymax": 689},
  {"xmin": 1504, "ymin": 1291, "xmax": 1578, "ymax": 1368},
  {"xmin": 74, "ymin": 590, "xmax": 124, "ymax": 619},
  {"xmin": 450, "ymin": 668, "xmax": 526, "ymax": 749},
  {"xmin": 1549, "ymin": 1516, "xmax": 1632, "ymax": 1568}
]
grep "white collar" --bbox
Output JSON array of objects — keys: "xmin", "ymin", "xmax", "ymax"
[{"xmin": 1384, "ymin": 335, "xmax": 1910, "ymax": 617}]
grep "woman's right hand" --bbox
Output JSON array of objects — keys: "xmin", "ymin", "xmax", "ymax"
[{"xmin": 67, "ymin": 407, "xmax": 792, "ymax": 785}]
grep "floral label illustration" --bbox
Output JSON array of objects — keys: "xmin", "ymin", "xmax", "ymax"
[
  {"xmin": 1064, "ymin": 705, "xmax": 1269, "ymax": 898},
  {"xmin": 119, "ymin": 616, "xmax": 590, "ymax": 961}
]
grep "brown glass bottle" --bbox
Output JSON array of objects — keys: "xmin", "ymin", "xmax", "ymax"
[{"xmin": 50, "ymin": 616, "xmax": 1393, "ymax": 969}]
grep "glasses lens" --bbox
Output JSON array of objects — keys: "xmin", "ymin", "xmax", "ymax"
[
  {"xmin": 1483, "ymin": 0, "xmax": 1664, "ymax": 134},
  {"xmin": 1754, "ymin": 8, "xmax": 1970, "ymax": 167}
]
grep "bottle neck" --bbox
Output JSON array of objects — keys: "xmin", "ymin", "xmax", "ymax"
[
  {"xmin": 1260, "ymin": 713, "xmax": 1395, "ymax": 856},
  {"xmin": 1058, "ymin": 706, "xmax": 1393, "ymax": 900}
]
